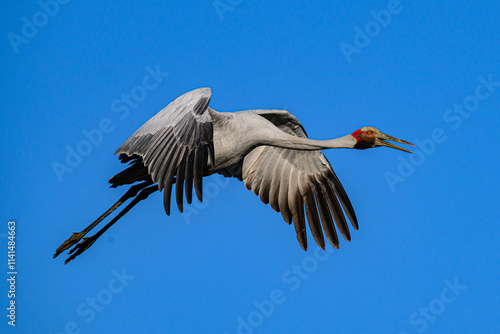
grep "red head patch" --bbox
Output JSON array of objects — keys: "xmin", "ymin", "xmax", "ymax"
[{"xmin": 351, "ymin": 129, "xmax": 364, "ymax": 142}]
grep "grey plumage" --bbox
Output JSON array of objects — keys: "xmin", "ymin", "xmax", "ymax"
[
  {"xmin": 56, "ymin": 87, "xmax": 415, "ymax": 263},
  {"xmin": 240, "ymin": 110, "xmax": 357, "ymax": 250},
  {"xmin": 114, "ymin": 88, "xmax": 214, "ymax": 215},
  {"xmin": 115, "ymin": 87, "xmax": 358, "ymax": 250}
]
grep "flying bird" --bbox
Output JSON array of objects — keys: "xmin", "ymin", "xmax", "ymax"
[{"xmin": 54, "ymin": 88, "xmax": 414, "ymax": 264}]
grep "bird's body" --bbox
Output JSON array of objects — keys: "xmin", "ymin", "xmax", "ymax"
[
  {"xmin": 210, "ymin": 109, "xmax": 268, "ymax": 172},
  {"xmin": 209, "ymin": 109, "xmax": 358, "ymax": 172},
  {"xmin": 54, "ymin": 87, "xmax": 414, "ymax": 264}
]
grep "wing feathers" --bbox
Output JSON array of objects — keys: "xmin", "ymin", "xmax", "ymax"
[
  {"xmin": 193, "ymin": 147, "xmax": 204, "ymax": 202},
  {"xmin": 242, "ymin": 109, "xmax": 358, "ymax": 251},
  {"xmin": 176, "ymin": 155, "xmax": 187, "ymax": 213},
  {"xmin": 328, "ymin": 171, "xmax": 359, "ymax": 230},
  {"xmin": 303, "ymin": 185, "xmax": 325, "ymax": 250},
  {"xmin": 313, "ymin": 186, "xmax": 339, "ymax": 248},
  {"xmin": 268, "ymin": 159, "xmax": 283, "ymax": 212},
  {"xmin": 184, "ymin": 151, "xmax": 195, "ymax": 204},
  {"xmin": 114, "ymin": 88, "xmax": 214, "ymax": 214},
  {"xmin": 290, "ymin": 183, "xmax": 307, "ymax": 251},
  {"xmin": 278, "ymin": 162, "xmax": 293, "ymax": 225},
  {"xmin": 323, "ymin": 179, "xmax": 351, "ymax": 241},
  {"xmin": 242, "ymin": 145, "xmax": 356, "ymax": 249},
  {"xmin": 163, "ymin": 146, "xmax": 185, "ymax": 215}
]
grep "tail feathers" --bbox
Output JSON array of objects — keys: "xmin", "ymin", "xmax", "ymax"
[{"xmin": 109, "ymin": 157, "xmax": 151, "ymax": 188}]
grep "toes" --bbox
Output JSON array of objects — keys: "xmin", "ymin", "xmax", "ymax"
[
  {"xmin": 54, "ymin": 232, "xmax": 84, "ymax": 258},
  {"xmin": 64, "ymin": 237, "xmax": 96, "ymax": 264}
]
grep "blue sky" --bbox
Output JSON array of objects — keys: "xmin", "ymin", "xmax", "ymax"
[{"xmin": 1, "ymin": 1, "xmax": 499, "ymax": 333}]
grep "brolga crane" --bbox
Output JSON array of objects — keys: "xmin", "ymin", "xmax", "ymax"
[{"xmin": 54, "ymin": 88, "xmax": 414, "ymax": 264}]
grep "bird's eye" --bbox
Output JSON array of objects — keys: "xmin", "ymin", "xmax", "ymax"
[
  {"xmin": 358, "ymin": 133, "xmax": 364, "ymax": 139},
  {"xmin": 367, "ymin": 131, "xmax": 372, "ymax": 135}
]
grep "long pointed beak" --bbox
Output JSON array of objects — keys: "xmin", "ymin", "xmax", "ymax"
[{"xmin": 376, "ymin": 133, "xmax": 415, "ymax": 153}]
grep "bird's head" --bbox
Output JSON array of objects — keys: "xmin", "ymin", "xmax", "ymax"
[{"xmin": 351, "ymin": 126, "xmax": 415, "ymax": 153}]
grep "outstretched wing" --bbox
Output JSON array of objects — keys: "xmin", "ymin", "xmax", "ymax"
[
  {"xmin": 114, "ymin": 87, "xmax": 215, "ymax": 215},
  {"xmin": 242, "ymin": 109, "xmax": 358, "ymax": 250}
]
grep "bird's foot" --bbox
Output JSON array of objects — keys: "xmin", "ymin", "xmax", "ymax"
[
  {"xmin": 64, "ymin": 236, "xmax": 98, "ymax": 264},
  {"xmin": 53, "ymin": 232, "xmax": 86, "ymax": 259}
]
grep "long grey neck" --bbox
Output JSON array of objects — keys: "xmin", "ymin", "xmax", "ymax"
[{"xmin": 270, "ymin": 133, "xmax": 357, "ymax": 151}]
